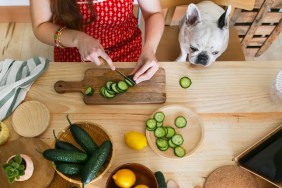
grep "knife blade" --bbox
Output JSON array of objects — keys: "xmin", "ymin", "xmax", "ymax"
[{"xmin": 99, "ymin": 57, "xmax": 136, "ymax": 85}]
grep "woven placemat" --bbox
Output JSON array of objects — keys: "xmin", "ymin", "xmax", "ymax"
[{"xmin": 204, "ymin": 165, "xmax": 259, "ymax": 188}]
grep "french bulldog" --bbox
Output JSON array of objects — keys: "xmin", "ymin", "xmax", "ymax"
[{"xmin": 176, "ymin": 1, "xmax": 232, "ymax": 66}]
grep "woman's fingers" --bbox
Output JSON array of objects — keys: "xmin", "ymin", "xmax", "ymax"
[
  {"xmin": 133, "ymin": 60, "xmax": 157, "ymax": 81},
  {"xmin": 134, "ymin": 62, "xmax": 159, "ymax": 84},
  {"xmin": 99, "ymin": 53, "xmax": 115, "ymax": 70}
]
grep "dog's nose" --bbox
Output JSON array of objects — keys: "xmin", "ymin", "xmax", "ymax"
[{"xmin": 196, "ymin": 53, "xmax": 209, "ymax": 66}]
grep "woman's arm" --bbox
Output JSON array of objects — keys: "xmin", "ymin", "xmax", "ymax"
[
  {"xmin": 131, "ymin": 0, "xmax": 164, "ymax": 84},
  {"xmin": 29, "ymin": 0, "xmax": 114, "ymax": 69}
]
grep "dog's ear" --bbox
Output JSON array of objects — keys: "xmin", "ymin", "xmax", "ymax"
[
  {"xmin": 218, "ymin": 5, "xmax": 232, "ymax": 29},
  {"xmin": 186, "ymin": 3, "xmax": 201, "ymax": 27}
]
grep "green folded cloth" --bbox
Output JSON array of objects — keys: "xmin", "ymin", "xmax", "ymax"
[{"xmin": 0, "ymin": 57, "xmax": 49, "ymax": 121}]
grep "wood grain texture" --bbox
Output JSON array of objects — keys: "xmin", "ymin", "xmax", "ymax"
[
  {"xmin": 3, "ymin": 61, "xmax": 282, "ymax": 188},
  {"xmin": 54, "ymin": 68, "xmax": 166, "ymax": 105},
  {"xmin": 0, "ymin": 138, "xmax": 55, "ymax": 188}
]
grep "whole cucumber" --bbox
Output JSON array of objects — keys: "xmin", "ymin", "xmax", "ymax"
[
  {"xmin": 81, "ymin": 140, "xmax": 112, "ymax": 184},
  {"xmin": 43, "ymin": 149, "xmax": 88, "ymax": 163},
  {"xmin": 53, "ymin": 129, "xmax": 84, "ymax": 153},
  {"xmin": 155, "ymin": 171, "xmax": 167, "ymax": 188},
  {"xmin": 56, "ymin": 163, "xmax": 83, "ymax": 175},
  {"xmin": 67, "ymin": 115, "xmax": 98, "ymax": 155}
]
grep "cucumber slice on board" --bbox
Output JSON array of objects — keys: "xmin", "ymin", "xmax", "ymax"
[
  {"xmin": 146, "ymin": 118, "xmax": 157, "ymax": 131},
  {"xmin": 117, "ymin": 81, "xmax": 128, "ymax": 91},
  {"xmin": 179, "ymin": 76, "xmax": 192, "ymax": 89},
  {"xmin": 171, "ymin": 134, "xmax": 184, "ymax": 146},
  {"xmin": 154, "ymin": 127, "xmax": 166, "ymax": 138},
  {"xmin": 174, "ymin": 146, "xmax": 186, "ymax": 157},
  {"xmin": 84, "ymin": 86, "xmax": 94, "ymax": 96}
]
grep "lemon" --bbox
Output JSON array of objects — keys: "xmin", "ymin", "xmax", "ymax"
[
  {"xmin": 124, "ymin": 131, "xmax": 147, "ymax": 150},
  {"xmin": 0, "ymin": 122, "xmax": 9, "ymax": 145},
  {"xmin": 135, "ymin": 185, "xmax": 149, "ymax": 188},
  {"xmin": 112, "ymin": 169, "xmax": 136, "ymax": 188}
]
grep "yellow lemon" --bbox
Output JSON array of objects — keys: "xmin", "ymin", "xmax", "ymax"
[
  {"xmin": 134, "ymin": 185, "xmax": 150, "ymax": 188},
  {"xmin": 0, "ymin": 122, "xmax": 9, "ymax": 145},
  {"xmin": 112, "ymin": 169, "xmax": 136, "ymax": 188},
  {"xmin": 124, "ymin": 131, "xmax": 147, "ymax": 150}
]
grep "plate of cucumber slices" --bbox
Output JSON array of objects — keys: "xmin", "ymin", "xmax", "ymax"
[{"xmin": 145, "ymin": 105, "xmax": 204, "ymax": 159}]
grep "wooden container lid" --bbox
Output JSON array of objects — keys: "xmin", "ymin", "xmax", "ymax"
[
  {"xmin": 12, "ymin": 100, "xmax": 50, "ymax": 137},
  {"xmin": 204, "ymin": 165, "xmax": 258, "ymax": 188}
]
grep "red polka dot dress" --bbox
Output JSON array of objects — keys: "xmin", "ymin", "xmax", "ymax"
[{"xmin": 54, "ymin": 0, "xmax": 142, "ymax": 62}]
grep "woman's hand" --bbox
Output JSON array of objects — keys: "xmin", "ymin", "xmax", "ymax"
[
  {"xmin": 75, "ymin": 32, "xmax": 115, "ymax": 70},
  {"xmin": 130, "ymin": 46, "xmax": 159, "ymax": 84}
]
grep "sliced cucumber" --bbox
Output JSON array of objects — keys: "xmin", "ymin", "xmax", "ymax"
[
  {"xmin": 106, "ymin": 81, "xmax": 114, "ymax": 91},
  {"xmin": 174, "ymin": 146, "xmax": 186, "ymax": 157},
  {"xmin": 104, "ymin": 88, "xmax": 115, "ymax": 98},
  {"xmin": 158, "ymin": 145, "xmax": 169, "ymax": 151},
  {"xmin": 156, "ymin": 121, "xmax": 163, "ymax": 127},
  {"xmin": 125, "ymin": 78, "xmax": 135, "ymax": 87},
  {"xmin": 175, "ymin": 116, "xmax": 187, "ymax": 128},
  {"xmin": 179, "ymin": 76, "xmax": 192, "ymax": 89},
  {"xmin": 154, "ymin": 112, "xmax": 165, "ymax": 122},
  {"xmin": 85, "ymin": 86, "xmax": 94, "ymax": 96},
  {"xmin": 156, "ymin": 138, "xmax": 168, "ymax": 148},
  {"xmin": 100, "ymin": 87, "xmax": 107, "ymax": 97},
  {"xmin": 117, "ymin": 81, "xmax": 128, "ymax": 91},
  {"xmin": 168, "ymin": 139, "xmax": 177, "ymax": 148},
  {"xmin": 111, "ymin": 83, "xmax": 120, "ymax": 94},
  {"xmin": 171, "ymin": 134, "xmax": 184, "ymax": 146},
  {"xmin": 146, "ymin": 118, "xmax": 157, "ymax": 131},
  {"xmin": 165, "ymin": 126, "xmax": 175, "ymax": 138},
  {"xmin": 154, "ymin": 127, "xmax": 166, "ymax": 138}
]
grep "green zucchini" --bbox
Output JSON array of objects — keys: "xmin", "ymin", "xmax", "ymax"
[
  {"xmin": 56, "ymin": 163, "xmax": 83, "ymax": 175},
  {"xmin": 179, "ymin": 76, "xmax": 192, "ymax": 89},
  {"xmin": 67, "ymin": 115, "xmax": 98, "ymax": 155},
  {"xmin": 155, "ymin": 171, "xmax": 167, "ymax": 188},
  {"xmin": 43, "ymin": 149, "xmax": 88, "ymax": 163},
  {"xmin": 53, "ymin": 130, "xmax": 83, "ymax": 153},
  {"xmin": 81, "ymin": 140, "xmax": 112, "ymax": 184}
]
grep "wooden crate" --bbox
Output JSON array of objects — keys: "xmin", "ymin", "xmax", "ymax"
[{"xmin": 230, "ymin": 0, "xmax": 282, "ymax": 57}]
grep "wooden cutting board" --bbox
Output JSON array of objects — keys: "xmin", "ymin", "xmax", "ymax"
[
  {"xmin": 54, "ymin": 68, "xmax": 166, "ymax": 105},
  {"xmin": 0, "ymin": 138, "xmax": 55, "ymax": 188}
]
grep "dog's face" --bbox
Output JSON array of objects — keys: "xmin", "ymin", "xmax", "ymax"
[{"xmin": 181, "ymin": 4, "xmax": 231, "ymax": 66}]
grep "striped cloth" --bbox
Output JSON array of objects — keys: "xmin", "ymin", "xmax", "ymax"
[{"xmin": 0, "ymin": 57, "xmax": 49, "ymax": 121}]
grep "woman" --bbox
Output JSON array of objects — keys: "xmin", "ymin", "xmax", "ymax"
[{"xmin": 30, "ymin": 0, "xmax": 164, "ymax": 84}]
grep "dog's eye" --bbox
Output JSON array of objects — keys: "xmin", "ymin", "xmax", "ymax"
[
  {"xmin": 212, "ymin": 51, "xmax": 219, "ymax": 55},
  {"xmin": 190, "ymin": 46, "xmax": 198, "ymax": 52}
]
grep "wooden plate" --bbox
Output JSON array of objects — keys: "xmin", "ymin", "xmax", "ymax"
[
  {"xmin": 0, "ymin": 138, "xmax": 55, "ymax": 188},
  {"xmin": 12, "ymin": 100, "xmax": 50, "ymax": 137},
  {"xmin": 146, "ymin": 105, "xmax": 204, "ymax": 159}
]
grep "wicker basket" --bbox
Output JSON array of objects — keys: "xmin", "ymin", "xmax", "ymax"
[{"xmin": 53, "ymin": 121, "xmax": 114, "ymax": 186}]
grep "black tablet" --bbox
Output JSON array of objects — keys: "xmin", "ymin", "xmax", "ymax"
[{"xmin": 238, "ymin": 128, "xmax": 282, "ymax": 183}]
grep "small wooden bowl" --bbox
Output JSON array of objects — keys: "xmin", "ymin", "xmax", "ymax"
[
  {"xmin": 146, "ymin": 104, "xmax": 204, "ymax": 159},
  {"xmin": 54, "ymin": 121, "xmax": 114, "ymax": 186},
  {"xmin": 12, "ymin": 100, "xmax": 50, "ymax": 137},
  {"xmin": 106, "ymin": 163, "xmax": 158, "ymax": 188}
]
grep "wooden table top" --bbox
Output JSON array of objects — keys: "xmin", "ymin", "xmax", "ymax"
[{"xmin": 4, "ymin": 61, "xmax": 282, "ymax": 188}]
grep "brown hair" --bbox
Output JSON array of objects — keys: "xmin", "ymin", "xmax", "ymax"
[{"xmin": 50, "ymin": 0, "xmax": 96, "ymax": 30}]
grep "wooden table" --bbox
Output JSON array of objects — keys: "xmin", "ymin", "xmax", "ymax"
[{"xmin": 4, "ymin": 61, "xmax": 282, "ymax": 188}]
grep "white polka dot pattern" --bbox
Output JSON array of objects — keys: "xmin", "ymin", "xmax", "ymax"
[{"xmin": 54, "ymin": 0, "xmax": 142, "ymax": 62}]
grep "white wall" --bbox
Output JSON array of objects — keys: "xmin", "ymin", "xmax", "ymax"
[
  {"xmin": 0, "ymin": 0, "xmax": 29, "ymax": 6},
  {"xmin": 0, "ymin": 0, "xmax": 138, "ymax": 6}
]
